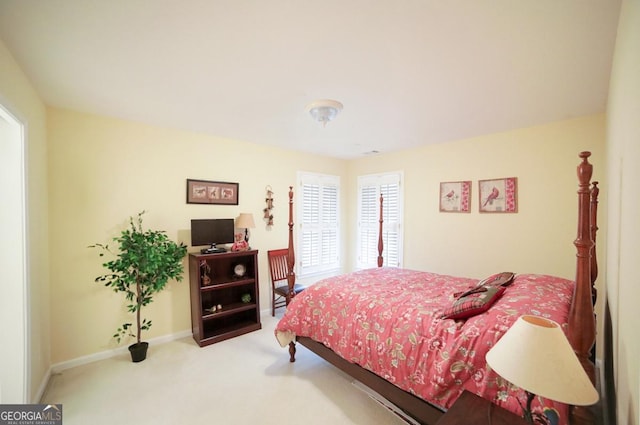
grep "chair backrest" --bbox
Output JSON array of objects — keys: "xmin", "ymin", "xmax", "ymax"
[{"xmin": 267, "ymin": 249, "xmax": 290, "ymax": 287}]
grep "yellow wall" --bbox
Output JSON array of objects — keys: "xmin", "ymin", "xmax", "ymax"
[
  {"xmin": 606, "ymin": 1, "xmax": 640, "ymax": 424},
  {"xmin": 0, "ymin": 39, "xmax": 50, "ymax": 402},
  {"xmin": 47, "ymin": 107, "xmax": 347, "ymax": 363},
  {"xmin": 348, "ymin": 115, "xmax": 606, "ymax": 282},
  {"xmin": 47, "ymin": 108, "xmax": 608, "ymax": 366}
]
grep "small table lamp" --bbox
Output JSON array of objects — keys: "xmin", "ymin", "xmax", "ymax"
[
  {"xmin": 236, "ymin": 213, "xmax": 255, "ymax": 244},
  {"xmin": 485, "ymin": 315, "xmax": 599, "ymax": 424}
]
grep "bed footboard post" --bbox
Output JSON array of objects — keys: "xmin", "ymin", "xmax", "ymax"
[
  {"xmin": 590, "ymin": 181, "xmax": 599, "ymax": 307},
  {"xmin": 288, "ymin": 341, "xmax": 296, "ymax": 362},
  {"xmin": 377, "ymin": 193, "xmax": 384, "ymax": 268},
  {"xmin": 568, "ymin": 152, "xmax": 597, "ymax": 384},
  {"xmin": 287, "ymin": 186, "xmax": 296, "ymax": 304}
]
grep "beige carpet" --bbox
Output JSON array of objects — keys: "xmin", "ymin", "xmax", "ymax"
[{"xmin": 42, "ymin": 314, "xmax": 408, "ymax": 424}]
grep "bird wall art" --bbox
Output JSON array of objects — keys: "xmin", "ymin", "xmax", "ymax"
[
  {"xmin": 478, "ymin": 177, "xmax": 518, "ymax": 213},
  {"xmin": 439, "ymin": 181, "xmax": 471, "ymax": 213}
]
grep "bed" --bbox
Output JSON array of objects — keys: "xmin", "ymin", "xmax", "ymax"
[{"xmin": 275, "ymin": 151, "xmax": 601, "ymax": 425}]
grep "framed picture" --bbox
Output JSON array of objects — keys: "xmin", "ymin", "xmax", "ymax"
[
  {"xmin": 187, "ymin": 179, "xmax": 239, "ymax": 205},
  {"xmin": 439, "ymin": 181, "xmax": 471, "ymax": 213},
  {"xmin": 478, "ymin": 177, "xmax": 517, "ymax": 213}
]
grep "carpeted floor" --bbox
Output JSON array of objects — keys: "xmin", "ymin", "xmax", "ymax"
[{"xmin": 42, "ymin": 314, "xmax": 408, "ymax": 424}]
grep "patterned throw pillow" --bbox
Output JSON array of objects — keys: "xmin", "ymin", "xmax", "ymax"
[
  {"xmin": 442, "ymin": 285, "xmax": 506, "ymax": 320},
  {"xmin": 441, "ymin": 272, "xmax": 515, "ymax": 320}
]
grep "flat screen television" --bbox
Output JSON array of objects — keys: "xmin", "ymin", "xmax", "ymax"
[{"xmin": 190, "ymin": 219, "xmax": 235, "ymax": 253}]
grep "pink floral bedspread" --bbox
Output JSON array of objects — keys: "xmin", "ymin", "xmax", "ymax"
[{"xmin": 275, "ymin": 267, "xmax": 575, "ymax": 424}]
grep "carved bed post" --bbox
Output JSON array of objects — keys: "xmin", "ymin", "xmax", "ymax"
[
  {"xmin": 287, "ymin": 186, "xmax": 297, "ymax": 362},
  {"xmin": 568, "ymin": 152, "xmax": 597, "ymax": 425},
  {"xmin": 377, "ymin": 193, "xmax": 384, "ymax": 268},
  {"xmin": 589, "ymin": 181, "xmax": 599, "ymax": 366},
  {"xmin": 287, "ymin": 186, "xmax": 296, "ymax": 304},
  {"xmin": 590, "ymin": 181, "xmax": 599, "ymax": 305}
]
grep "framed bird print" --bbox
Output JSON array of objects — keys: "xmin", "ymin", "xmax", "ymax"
[
  {"xmin": 478, "ymin": 177, "xmax": 518, "ymax": 213},
  {"xmin": 439, "ymin": 181, "xmax": 471, "ymax": 213}
]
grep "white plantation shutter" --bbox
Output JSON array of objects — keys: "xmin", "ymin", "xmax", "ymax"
[
  {"xmin": 358, "ymin": 185, "xmax": 380, "ymax": 267},
  {"xmin": 357, "ymin": 173, "xmax": 403, "ymax": 268},
  {"xmin": 298, "ymin": 173, "xmax": 340, "ymax": 275},
  {"xmin": 380, "ymin": 182, "xmax": 401, "ymax": 267}
]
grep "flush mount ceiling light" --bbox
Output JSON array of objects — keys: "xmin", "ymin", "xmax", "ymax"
[{"xmin": 306, "ymin": 99, "xmax": 343, "ymax": 127}]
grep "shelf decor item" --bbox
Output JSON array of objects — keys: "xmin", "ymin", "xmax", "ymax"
[
  {"xmin": 439, "ymin": 181, "xmax": 471, "ymax": 213},
  {"xmin": 231, "ymin": 232, "xmax": 249, "ymax": 252},
  {"xmin": 235, "ymin": 213, "xmax": 255, "ymax": 245},
  {"xmin": 89, "ymin": 211, "xmax": 187, "ymax": 362},
  {"xmin": 200, "ymin": 260, "xmax": 212, "ymax": 286},
  {"xmin": 186, "ymin": 179, "xmax": 239, "ymax": 205},
  {"xmin": 234, "ymin": 263, "xmax": 246, "ymax": 277}
]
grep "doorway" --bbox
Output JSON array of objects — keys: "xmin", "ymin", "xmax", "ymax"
[{"xmin": 0, "ymin": 103, "xmax": 28, "ymax": 403}]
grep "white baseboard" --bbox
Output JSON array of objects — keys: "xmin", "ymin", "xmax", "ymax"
[
  {"xmin": 260, "ymin": 308, "xmax": 275, "ymax": 317},
  {"xmin": 50, "ymin": 329, "xmax": 192, "ymax": 373},
  {"xmin": 33, "ymin": 368, "xmax": 51, "ymax": 403}
]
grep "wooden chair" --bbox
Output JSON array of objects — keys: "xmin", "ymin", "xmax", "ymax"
[{"xmin": 267, "ymin": 249, "xmax": 306, "ymax": 316}]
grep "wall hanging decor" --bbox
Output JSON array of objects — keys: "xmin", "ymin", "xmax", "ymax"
[
  {"xmin": 478, "ymin": 177, "xmax": 518, "ymax": 213},
  {"xmin": 439, "ymin": 181, "xmax": 471, "ymax": 213},
  {"xmin": 263, "ymin": 185, "xmax": 274, "ymax": 226},
  {"xmin": 186, "ymin": 179, "xmax": 239, "ymax": 205}
]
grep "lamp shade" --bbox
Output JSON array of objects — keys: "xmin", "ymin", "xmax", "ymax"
[
  {"xmin": 486, "ymin": 315, "xmax": 598, "ymax": 406},
  {"xmin": 236, "ymin": 213, "xmax": 255, "ymax": 229}
]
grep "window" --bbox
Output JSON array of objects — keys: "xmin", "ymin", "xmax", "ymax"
[
  {"xmin": 297, "ymin": 172, "xmax": 340, "ymax": 276},
  {"xmin": 357, "ymin": 172, "xmax": 403, "ymax": 268}
]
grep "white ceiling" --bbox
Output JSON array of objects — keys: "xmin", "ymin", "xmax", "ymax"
[{"xmin": 0, "ymin": 0, "xmax": 621, "ymax": 159}]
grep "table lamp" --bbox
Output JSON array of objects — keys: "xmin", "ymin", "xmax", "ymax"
[
  {"xmin": 485, "ymin": 315, "xmax": 599, "ymax": 424},
  {"xmin": 236, "ymin": 213, "xmax": 255, "ymax": 244}
]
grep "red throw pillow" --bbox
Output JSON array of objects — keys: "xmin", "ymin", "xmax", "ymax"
[
  {"xmin": 481, "ymin": 272, "xmax": 515, "ymax": 288},
  {"xmin": 442, "ymin": 285, "xmax": 506, "ymax": 320},
  {"xmin": 452, "ymin": 272, "xmax": 515, "ymax": 298}
]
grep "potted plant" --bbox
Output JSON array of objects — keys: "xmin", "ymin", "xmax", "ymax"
[{"xmin": 90, "ymin": 211, "xmax": 187, "ymax": 362}]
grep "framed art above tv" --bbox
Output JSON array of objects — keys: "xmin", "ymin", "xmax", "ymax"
[{"xmin": 187, "ymin": 179, "xmax": 239, "ymax": 205}]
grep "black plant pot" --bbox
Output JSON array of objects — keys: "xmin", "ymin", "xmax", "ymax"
[{"xmin": 128, "ymin": 342, "xmax": 149, "ymax": 363}]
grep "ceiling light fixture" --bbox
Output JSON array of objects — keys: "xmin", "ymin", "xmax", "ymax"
[{"xmin": 306, "ymin": 99, "xmax": 343, "ymax": 127}]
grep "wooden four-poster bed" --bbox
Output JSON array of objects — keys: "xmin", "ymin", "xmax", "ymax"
[{"xmin": 275, "ymin": 151, "xmax": 602, "ymax": 425}]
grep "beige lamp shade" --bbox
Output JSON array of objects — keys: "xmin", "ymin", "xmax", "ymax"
[
  {"xmin": 236, "ymin": 213, "xmax": 255, "ymax": 229},
  {"xmin": 486, "ymin": 315, "xmax": 598, "ymax": 406}
]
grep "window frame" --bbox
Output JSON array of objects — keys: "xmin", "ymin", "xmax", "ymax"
[
  {"xmin": 296, "ymin": 171, "xmax": 341, "ymax": 277},
  {"xmin": 356, "ymin": 172, "xmax": 403, "ymax": 269}
]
